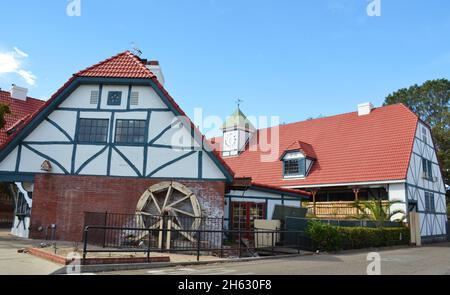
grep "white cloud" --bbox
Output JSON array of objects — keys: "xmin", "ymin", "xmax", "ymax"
[
  {"xmin": 0, "ymin": 47, "xmax": 36, "ymax": 86},
  {"xmin": 13, "ymin": 47, "xmax": 29, "ymax": 58}
]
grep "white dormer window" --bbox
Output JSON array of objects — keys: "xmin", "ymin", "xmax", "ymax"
[{"xmin": 283, "ymin": 152, "xmax": 306, "ymax": 178}]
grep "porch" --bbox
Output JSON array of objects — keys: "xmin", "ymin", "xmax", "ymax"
[
  {"xmin": 303, "ymin": 201, "xmax": 390, "ymax": 219},
  {"xmin": 305, "ymin": 187, "xmax": 390, "ymax": 219}
]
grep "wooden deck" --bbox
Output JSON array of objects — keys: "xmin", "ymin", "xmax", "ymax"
[{"xmin": 303, "ymin": 201, "xmax": 389, "ymax": 219}]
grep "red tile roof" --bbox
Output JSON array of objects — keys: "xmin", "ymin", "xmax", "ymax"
[
  {"xmin": 216, "ymin": 104, "xmax": 419, "ymax": 187},
  {"xmin": 0, "ymin": 90, "xmax": 45, "ymax": 145},
  {"xmin": 75, "ymin": 51, "xmax": 155, "ymax": 79},
  {"xmin": 283, "ymin": 140, "xmax": 317, "ymax": 159}
]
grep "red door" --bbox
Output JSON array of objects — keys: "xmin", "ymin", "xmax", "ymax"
[{"xmin": 231, "ymin": 202, "xmax": 266, "ymax": 238}]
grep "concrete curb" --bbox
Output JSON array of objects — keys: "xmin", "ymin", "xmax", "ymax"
[{"xmin": 51, "ymin": 252, "xmax": 313, "ymax": 275}]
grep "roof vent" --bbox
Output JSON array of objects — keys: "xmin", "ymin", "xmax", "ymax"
[
  {"xmin": 146, "ymin": 60, "xmax": 165, "ymax": 86},
  {"xmin": 358, "ymin": 102, "xmax": 374, "ymax": 116},
  {"xmin": 10, "ymin": 84, "xmax": 28, "ymax": 101}
]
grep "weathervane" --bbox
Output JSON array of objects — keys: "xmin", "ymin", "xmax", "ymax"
[
  {"xmin": 236, "ymin": 99, "xmax": 244, "ymax": 109},
  {"xmin": 130, "ymin": 42, "xmax": 143, "ymax": 57}
]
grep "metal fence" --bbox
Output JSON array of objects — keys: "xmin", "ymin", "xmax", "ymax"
[
  {"xmin": 82, "ymin": 225, "xmax": 311, "ymax": 264},
  {"xmin": 83, "ymin": 212, "xmax": 224, "ymax": 248}
]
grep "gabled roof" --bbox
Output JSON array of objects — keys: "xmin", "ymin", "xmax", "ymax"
[
  {"xmin": 215, "ymin": 104, "xmax": 419, "ymax": 187},
  {"xmin": 0, "ymin": 90, "xmax": 45, "ymax": 145},
  {"xmin": 282, "ymin": 140, "xmax": 317, "ymax": 159},
  {"xmin": 75, "ymin": 51, "xmax": 155, "ymax": 79},
  {"xmin": 222, "ymin": 107, "xmax": 255, "ymax": 131},
  {"xmin": 0, "ymin": 51, "xmax": 235, "ymax": 182}
]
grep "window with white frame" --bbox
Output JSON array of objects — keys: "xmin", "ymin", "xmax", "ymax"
[{"xmin": 283, "ymin": 152, "xmax": 306, "ymax": 178}]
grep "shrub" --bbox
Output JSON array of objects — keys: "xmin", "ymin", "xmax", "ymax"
[
  {"xmin": 306, "ymin": 221, "xmax": 410, "ymax": 252},
  {"xmin": 305, "ymin": 221, "xmax": 342, "ymax": 252}
]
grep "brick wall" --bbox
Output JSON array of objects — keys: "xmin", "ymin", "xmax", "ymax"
[{"xmin": 30, "ymin": 175, "xmax": 226, "ymax": 242}]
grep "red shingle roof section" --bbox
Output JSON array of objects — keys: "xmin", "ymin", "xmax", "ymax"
[
  {"xmin": 75, "ymin": 51, "xmax": 155, "ymax": 79},
  {"xmin": 219, "ymin": 104, "xmax": 419, "ymax": 187},
  {"xmin": 283, "ymin": 140, "xmax": 317, "ymax": 159},
  {"xmin": 0, "ymin": 90, "xmax": 45, "ymax": 145}
]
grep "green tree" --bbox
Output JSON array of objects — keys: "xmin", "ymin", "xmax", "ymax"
[
  {"xmin": 384, "ymin": 79, "xmax": 450, "ymax": 191},
  {"xmin": 0, "ymin": 103, "xmax": 11, "ymax": 129}
]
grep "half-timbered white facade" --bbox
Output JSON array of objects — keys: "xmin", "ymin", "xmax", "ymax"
[{"xmin": 405, "ymin": 121, "xmax": 447, "ymax": 240}]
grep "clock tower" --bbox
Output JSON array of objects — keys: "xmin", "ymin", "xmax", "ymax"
[{"xmin": 222, "ymin": 106, "xmax": 255, "ymax": 157}]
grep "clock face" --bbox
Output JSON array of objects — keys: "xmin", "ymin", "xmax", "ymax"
[{"xmin": 224, "ymin": 131, "xmax": 238, "ymax": 150}]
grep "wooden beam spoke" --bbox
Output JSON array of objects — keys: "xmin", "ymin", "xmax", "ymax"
[
  {"xmin": 171, "ymin": 222, "xmax": 196, "ymax": 243},
  {"xmin": 166, "ymin": 194, "xmax": 192, "ymax": 208},
  {"xmin": 171, "ymin": 207, "xmax": 196, "ymax": 218},
  {"xmin": 149, "ymin": 191, "xmax": 162, "ymax": 213},
  {"xmin": 162, "ymin": 184, "xmax": 173, "ymax": 210}
]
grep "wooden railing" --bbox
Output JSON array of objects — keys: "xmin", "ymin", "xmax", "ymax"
[{"xmin": 303, "ymin": 201, "xmax": 390, "ymax": 219}]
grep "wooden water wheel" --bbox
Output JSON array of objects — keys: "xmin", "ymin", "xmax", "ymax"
[{"xmin": 135, "ymin": 181, "xmax": 202, "ymax": 249}]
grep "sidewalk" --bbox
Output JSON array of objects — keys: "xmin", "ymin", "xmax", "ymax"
[{"xmin": 0, "ymin": 229, "xmax": 61, "ymax": 275}]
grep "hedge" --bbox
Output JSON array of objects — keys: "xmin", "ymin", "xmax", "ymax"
[{"xmin": 306, "ymin": 221, "xmax": 410, "ymax": 252}]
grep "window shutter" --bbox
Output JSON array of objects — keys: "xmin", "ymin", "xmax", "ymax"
[
  {"xmin": 427, "ymin": 160, "xmax": 433, "ymax": 180},
  {"xmin": 130, "ymin": 91, "xmax": 139, "ymax": 106},
  {"xmin": 90, "ymin": 90, "xmax": 99, "ymax": 105},
  {"xmin": 422, "ymin": 158, "xmax": 428, "ymax": 176}
]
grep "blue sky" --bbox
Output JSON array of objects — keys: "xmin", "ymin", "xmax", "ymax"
[{"xmin": 1, "ymin": 0, "xmax": 450, "ymax": 128}]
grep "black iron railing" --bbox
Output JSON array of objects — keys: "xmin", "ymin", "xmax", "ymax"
[
  {"xmin": 83, "ymin": 212, "xmax": 224, "ymax": 248},
  {"xmin": 82, "ymin": 225, "xmax": 312, "ymax": 265}
]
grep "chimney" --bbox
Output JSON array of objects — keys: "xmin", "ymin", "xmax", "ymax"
[
  {"xmin": 10, "ymin": 84, "xmax": 28, "ymax": 101},
  {"xmin": 358, "ymin": 102, "xmax": 374, "ymax": 116},
  {"xmin": 146, "ymin": 61, "xmax": 165, "ymax": 86}
]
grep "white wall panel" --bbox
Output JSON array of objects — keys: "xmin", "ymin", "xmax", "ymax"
[
  {"xmin": 110, "ymin": 149, "xmax": 139, "ymax": 177},
  {"xmin": 150, "ymin": 150, "xmax": 198, "ymax": 178},
  {"xmin": 48, "ymin": 110, "xmax": 78, "ymax": 139},
  {"xmin": 116, "ymin": 146, "xmax": 144, "ymax": 174},
  {"xmin": 77, "ymin": 148, "xmax": 108, "ymax": 175},
  {"xmin": 19, "ymin": 146, "xmax": 65, "ymax": 174},
  {"xmin": 148, "ymin": 111, "xmax": 176, "ymax": 141},
  {"xmin": 59, "ymin": 85, "xmax": 99, "ymax": 109},
  {"xmin": 75, "ymin": 145, "xmax": 107, "ymax": 173},
  {"xmin": 28, "ymin": 144, "xmax": 73, "ymax": 172},
  {"xmin": 0, "ymin": 147, "xmax": 18, "ymax": 172},
  {"xmin": 202, "ymin": 152, "xmax": 226, "ymax": 179},
  {"xmin": 25, "ymin": 120, "xmax": 71, "ymax": 142},
  {"xmin": 130, "ymin": 86, "xmax": 167, "ymax": 109}
]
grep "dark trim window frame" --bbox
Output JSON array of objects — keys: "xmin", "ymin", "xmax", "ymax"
[
  {"xmin": 283, "ymin": 153, "xmax": 306, "ymax": 178},
  {"xmin": 422, "ymin": 158, "xmax": 433, "ymax": 181},
  {"xmin": 107, "ymin": 91, "xmax": 122, "ymax": 106},
  {"xmin": 77, "ymin": 118, "xmax": 109, "ymax": 143},
  {"xmin": 424, "ymin": 192, "xmax": 435, "ymax": 213},
  {"xmin": 115, "ymin": 119, "xmax": 146, "ymax": 144}
]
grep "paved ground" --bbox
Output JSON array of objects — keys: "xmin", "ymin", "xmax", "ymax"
[
  {"xmin": 0, "ymin": 229, "xmax": 61, "ymax": 275},
  {"xmin": 101, "ymin": 243, "xmax": 450, "ymax": 275}
]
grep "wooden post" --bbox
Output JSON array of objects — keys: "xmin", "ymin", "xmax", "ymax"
[
  {"xmin": 353, "ymin": 188, "xmax": 360, "ymax": 216},
  {"xmin": 311, "ymin": 190, "xmax": 317, "ymax": 216},
  {"xmin": 353, "ymin": 188, "xmax": 360, "ymax": 202}
]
